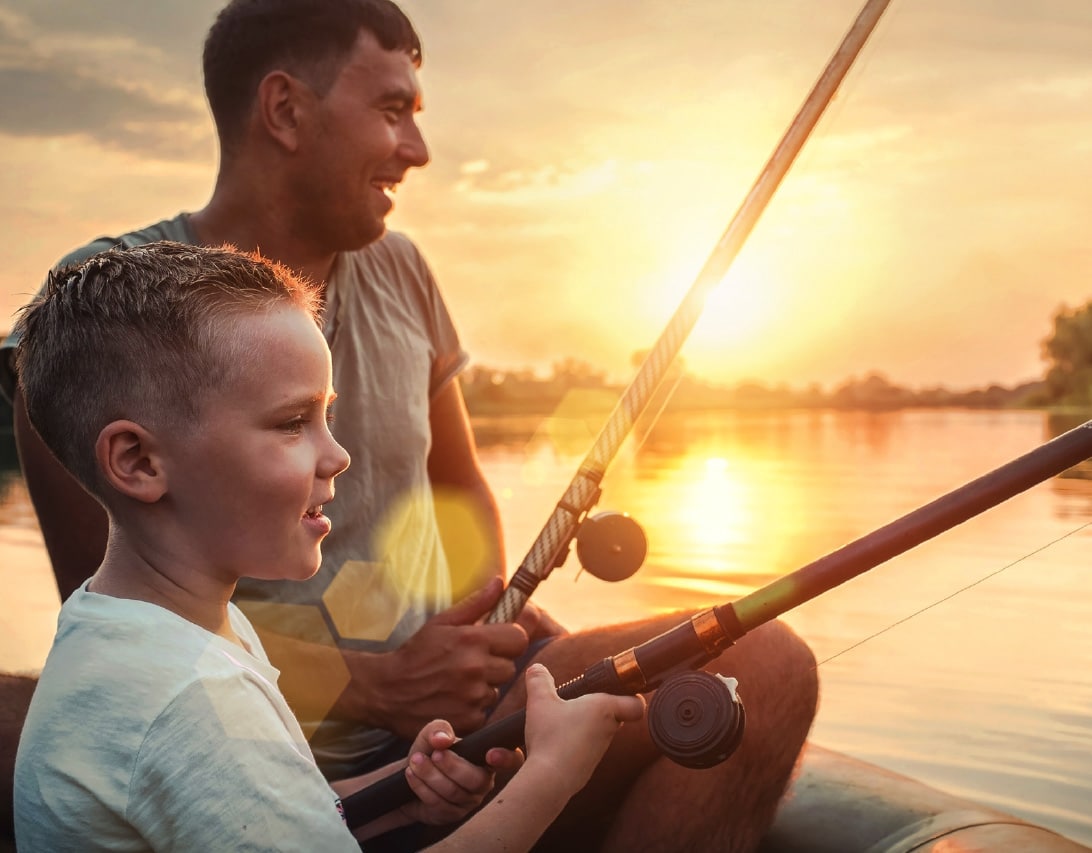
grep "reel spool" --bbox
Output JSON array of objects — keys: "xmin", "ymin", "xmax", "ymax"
[
  {"xmin": 647, "ymin": 671, "xmax": 745, "ymax": 769},
  {"xmin": 574, "ymin": 511, "xmax": 647, "ymax": 582}
]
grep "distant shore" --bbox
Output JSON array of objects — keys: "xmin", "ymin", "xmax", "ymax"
[{"xmin": 459, "ymin": 365, "xmax": 1047, "ymax": 417}]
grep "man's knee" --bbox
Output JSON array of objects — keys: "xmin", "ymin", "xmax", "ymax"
[{"xmin": 711, "ymin": 619, "xmax": 818, "ymax": 719}]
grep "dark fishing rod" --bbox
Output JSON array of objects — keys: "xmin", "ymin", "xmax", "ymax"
[
  {"xmin": 489, "ymin": 0, "xmax": 894, "ymax": 624},
  {"xmin": 344, "ymin": 419, "xmax": 1092, "ymax": 826}
]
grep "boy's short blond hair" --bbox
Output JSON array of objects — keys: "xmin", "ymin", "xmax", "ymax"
[{"xmin": 15, "ymin": 240, "xmax": 322, "ymax": 498}]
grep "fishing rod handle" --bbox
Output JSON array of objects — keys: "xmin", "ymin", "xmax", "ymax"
[
  {"xmin": 341, "ymin": 711, "xmax": 527, "ymax": 827},
  {"xmin": 340, "ymin": 667, "xmax": 618, "ymax": 827}
]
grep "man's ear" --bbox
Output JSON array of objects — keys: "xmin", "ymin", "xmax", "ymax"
[
  {"xmin": 94, "ymin": 420, "xmax": 168, "ymax": 504},
  {"xmin": 256, "ymin": 70, "xmax": 312, "ymax": 153}
]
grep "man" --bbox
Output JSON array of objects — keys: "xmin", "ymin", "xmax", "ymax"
[{"xmin": 1, "ymin": 1, "xmax": 818, "ymax": 849}]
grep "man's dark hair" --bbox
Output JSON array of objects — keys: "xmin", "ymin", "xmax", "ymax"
[{"xmin": 203, "ymin": 0, "xmax": 422, "ymax": 150}]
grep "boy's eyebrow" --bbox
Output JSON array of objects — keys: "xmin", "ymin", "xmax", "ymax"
[{"xmin": 275, "ymin": 390, "xmax": 337, "ymax": 412}]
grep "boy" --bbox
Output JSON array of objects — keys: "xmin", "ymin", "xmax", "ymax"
[{"xmin": 12, "ymin": 242, "xmax": 644, "ymax": 851}]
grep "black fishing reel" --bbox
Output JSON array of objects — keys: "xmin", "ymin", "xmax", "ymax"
[
  {"xmin": 574, "ymin": 511, "xmax": 648, "ymax": 582},
  {"xmin": 647, "ymin": 672, "xmax": 745, "ymax": 769}
]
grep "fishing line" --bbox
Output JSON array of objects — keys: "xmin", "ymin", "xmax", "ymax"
[{"xmin": 813, "ymin": 519, "xmax": 1092, "ymax": 669}]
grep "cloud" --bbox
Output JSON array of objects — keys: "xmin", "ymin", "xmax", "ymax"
[
  {"xmin": 0, "ymin": 4, "xmax": 210, "ymax": 160},
  {"xmin": 0, "ymin": 65, "xmax": 206, "ymax": 157}
]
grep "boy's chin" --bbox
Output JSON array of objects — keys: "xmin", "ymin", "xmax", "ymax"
[{"xmin": 254, "ymin": 560, "xmax": 322, "ymax": 583}]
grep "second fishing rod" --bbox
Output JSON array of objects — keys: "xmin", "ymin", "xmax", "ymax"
[{"xmin": 343, "ymin": 418, "xmax": 1092, "ymax": 827}]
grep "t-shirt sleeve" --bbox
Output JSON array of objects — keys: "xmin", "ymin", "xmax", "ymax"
[
  {"xmin": 399, "ymin": 238, "xmax": 469, "ymax": 400},
  {"xmin": 2, "ymin": 218, "xmax": 195, "ymax": 403},
  {"xmin": 1, "ymin": 238, "xmax": 131, "ymax": 403},
  {"xmin": 126, "ymin": 675, "xmax": 360, "ymax": 853}
]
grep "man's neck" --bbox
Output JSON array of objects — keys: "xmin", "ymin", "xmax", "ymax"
[{"xmin": 188, "ymin": 196, "xmax": 337, "ymax": 288}]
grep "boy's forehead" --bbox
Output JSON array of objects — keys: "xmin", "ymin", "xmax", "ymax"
[{"xmin": 211, "ymin": 304, "xmax": 330, "ymax": 390}]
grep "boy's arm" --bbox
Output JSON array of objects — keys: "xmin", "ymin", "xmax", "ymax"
[
  {"xmin": 425, "ymin": 665, "xmax": 645, "ymax": 852},
  {"xmin": 13, "ymin": 386, "xmax": 107, "ymax": 599},
  {"xmin": 332, "ymin": 665, "xmax": 642, "ymax": 852}
]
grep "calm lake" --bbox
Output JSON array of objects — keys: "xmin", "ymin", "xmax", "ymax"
[{"xmin": 3, "ymin": 408, "xmax": 1092, "ymax": 845}]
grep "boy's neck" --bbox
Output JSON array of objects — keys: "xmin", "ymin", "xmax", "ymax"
[{"xmin": 90, "ymin": 555, "xmax": 244, "ymax": 649}]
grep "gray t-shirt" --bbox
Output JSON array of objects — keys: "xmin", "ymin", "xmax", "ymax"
[{"xmin": 3, "ymin": 217, "xmax": 469, "ymax": 772}]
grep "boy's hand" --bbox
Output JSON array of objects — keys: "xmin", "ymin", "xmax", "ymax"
[
  {"xmin": 523, "ymin": 664, "xmax": 645, "ymax": 790},
  {"xmin": 398, "ymin": 719, "xmax": 524, "ymax": 826}
]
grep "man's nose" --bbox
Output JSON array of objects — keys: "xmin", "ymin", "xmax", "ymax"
[{"xmin": 398, "ymin": 119, "xmax": 429, "ymax": 168}]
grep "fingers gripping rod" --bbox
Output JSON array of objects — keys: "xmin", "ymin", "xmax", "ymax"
[{"xmin": 489, "ymin": 0, "xmax": 894, "ymax": 624}]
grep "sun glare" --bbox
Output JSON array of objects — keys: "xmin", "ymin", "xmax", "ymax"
[
  {"xmin": 653, "ymin": 249, "xmax": 784, "ymax": 381},
  {"xmin": 698, "ymin": 255, "xmax": 781, "ymax": 347}
]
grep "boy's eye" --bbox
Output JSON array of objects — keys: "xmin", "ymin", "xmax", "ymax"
[{"xmin": 281, "ymin": 418, "xmax": 306, "ymax": 434}]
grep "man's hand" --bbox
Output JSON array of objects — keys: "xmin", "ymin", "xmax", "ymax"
[
  {"xmin": 348, "ymin": 577, "xmax": 529, "ymax": 739},
  {"xmin": 516, "ymin": 600, "xmax": 569, "ymax": 643}
]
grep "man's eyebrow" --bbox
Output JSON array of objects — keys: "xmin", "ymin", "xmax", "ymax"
[{"xmin": 377, "ymin": 85, "xmax": 422, "ymax": 109}]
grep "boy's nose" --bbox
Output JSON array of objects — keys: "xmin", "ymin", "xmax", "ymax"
[{"xmin": 324, "ymin": 437, "xmax": 351, "ymax": 478}]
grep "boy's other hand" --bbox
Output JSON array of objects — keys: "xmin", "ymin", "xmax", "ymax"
[{"xmin": 399, "ymin": 719, "xmax": 508, "ymax": 826}]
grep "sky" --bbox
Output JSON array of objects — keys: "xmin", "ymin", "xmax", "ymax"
[{"xmin": 1, "ymin": 0, "xmax": 1091, "ymax": 391}]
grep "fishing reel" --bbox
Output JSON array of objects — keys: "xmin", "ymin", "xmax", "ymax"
[
  {"xmin": 574, "ymin": 511, "xmax": 648, "ymax": 582},
  {"xmin": 647, "ymin": 672, "xmax": 745, "ymax": 769}
]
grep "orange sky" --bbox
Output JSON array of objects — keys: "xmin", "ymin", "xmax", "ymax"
[{"xmin": 2, "ymin": 0, "xmax": 1091, "ymax": 390}]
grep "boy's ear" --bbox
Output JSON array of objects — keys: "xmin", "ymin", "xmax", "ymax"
[
  {"xmin": 94, "ymin": 420, "xmax": 168, "ymax": 504},
  {"xmin": 256, "ymin": 70, "xmax": 312, "ymax": 153}
]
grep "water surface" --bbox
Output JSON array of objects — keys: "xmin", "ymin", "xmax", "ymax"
[{"xmin": 3, "ymin": 409, "xmax": 1091, "ymax": 844}]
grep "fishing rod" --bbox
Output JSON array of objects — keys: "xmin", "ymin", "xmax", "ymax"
[
  {"xmin": 345, "ymin": 419, "xmax": 1092, "ymax": 826},
  {"xmin": 488, "ymin": 0, "xmax": 894, "ymax": 625}
]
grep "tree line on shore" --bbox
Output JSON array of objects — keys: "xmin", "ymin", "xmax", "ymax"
[
  {"xmin": 459, "ymin": 300, "xmax": 1092, "ymax": 416},
  {"xmin": 459, "ymin": 361, "xmax": 1045, "ymax": 416}
]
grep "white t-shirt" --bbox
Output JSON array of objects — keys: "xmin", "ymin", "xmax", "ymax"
[{"xmin": 13, "ymin": 583, "xmax": 361, "ymax": 852}]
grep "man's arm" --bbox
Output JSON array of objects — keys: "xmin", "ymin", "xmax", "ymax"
[
  {"xmin": 427, "ymin": 379, "xmax": 505, "ymax": 595},
  {"xmin": 428, "ymin": 379, "xmax": 567, "ymax": 641},
  {"xmin": 13, "ymin": 385, "xmax": 107, "ymax": 599}
]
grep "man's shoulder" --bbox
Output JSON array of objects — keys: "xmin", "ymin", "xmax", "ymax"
[
  {"xmin": 338, "ymin": 230, "xmax": 433, "ymax": 289},
  {"xmin": 54, "ymin": 214, "xmax": 194, "ymax": 269},
  {"xmin": 355, "ymin": 229, "xmax": 424, "ymax": 265}
]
